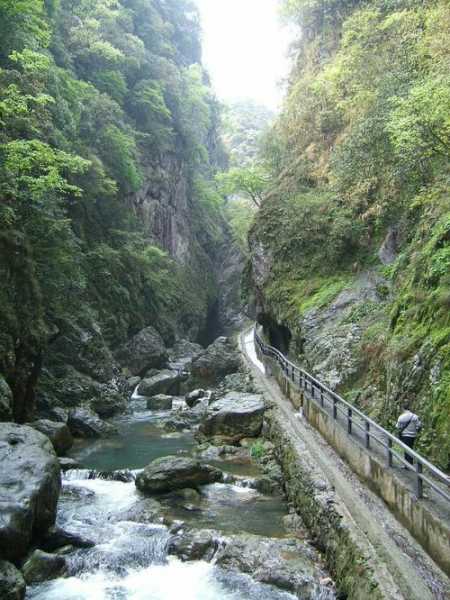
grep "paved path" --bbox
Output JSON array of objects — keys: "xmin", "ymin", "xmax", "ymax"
[{"xmin": 239, "ymin": 328, "xmax": 450, "ymax": 600}]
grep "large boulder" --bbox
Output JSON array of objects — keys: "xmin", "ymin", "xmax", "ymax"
[
  {"xmin": 37, "ymin": 367, "xmax": 100, "ymax": 409},
  {"xmin": 146, "ymin": 394, "xmax": 173, "ymax": 410},
  {"xmin": 168, "ymin": 528, "xmax": 220, "ymax": 562},
  {"xmin": 135, "ymin": 456, "xmax": 222, "ymax": 495},
  {"xmin": 0, "ymin": 424, "xmax": 61, "ymax": 561},
  {"xmin": 0, "ymin": 377, "xmax": 13, "ymax": 422},
  {"xmin": 215, "ymin": 534, "xmax": 331, "ymax": 599},
  {"xmin": 0, "ymin": 560, "xmax": 26, "ymax": 600},
  {"xmin": 67, "ymin": 407, "xmax": 117, "ymax": 438},
  {"xmin": 168, "ymin": 339, "xmax": 204, "ymax": 372},
  {"xmin": 138, "ymin": 370, "xmax": 181, "ymax": 397},
  {"xmin": 115, "ymin": 326, "xmax": 167, "ymax": 376},
  {"xmin": 189, "ymin": 337, "xmax": 241, "ymax": 387},
  {"xmin": 89, "ymin": 392, "xmax": 127, "ymax": 418},
  {"xmin": 200, "ymin": 393, "xmax": 266, "ymax": 442},
  {"xmin": 29, "ymin": 420, "xmax": 73, "ymax": 456},
  {"xmin": 21, "ymin": 549, "xmax": 66, "ymax": 584}
]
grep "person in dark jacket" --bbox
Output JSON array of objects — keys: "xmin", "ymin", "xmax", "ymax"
[{"xmin": 396, "ymin": 403, "xmax": 422, "ymax": 466}]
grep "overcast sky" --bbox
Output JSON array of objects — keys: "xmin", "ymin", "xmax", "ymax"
[{"xmin": 194, "ymin": 0, "xmax": 291, "ymax": 111}]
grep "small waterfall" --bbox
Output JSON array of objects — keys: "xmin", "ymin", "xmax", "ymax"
[{"xmin": 64, "ymin": 469, "xmax": 135, "ymax": 482}]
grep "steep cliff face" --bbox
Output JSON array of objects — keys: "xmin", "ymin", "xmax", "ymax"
[
  {"xmin": 0, "ymin": 0, "xmax": 243, "ymax": 422},
  {"xmin": 133, "ymin": 156, "xmax": 192, "ymax": 264},
  {"xmin": 247, "ymin": 0, "xmax": 450, "ymax": 468}
]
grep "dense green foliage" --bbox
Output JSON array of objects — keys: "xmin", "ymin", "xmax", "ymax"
[
  {"xmin": 0, "ymin": 0, "xmax": 226, "ymax": 420},
  {"xmin": 249, "ymin": 0, "xmax": 450, "ymax": 467}
]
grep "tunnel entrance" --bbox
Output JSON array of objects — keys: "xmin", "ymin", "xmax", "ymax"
[{"xmin": 258, "ymin": 313, "xmax": 292, "ymax": 355}]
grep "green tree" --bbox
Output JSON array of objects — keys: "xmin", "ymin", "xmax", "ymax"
[{"xmin": 216, "ymin": 166, "xmax": 269, "ymax": 208}]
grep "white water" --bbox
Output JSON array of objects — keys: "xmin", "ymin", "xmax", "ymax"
[
  {"xmin": 27, "ymin": 472, "xmax": 299, "ymax": 600},
  {"xmin": 29, "ymin": 559, "xmax": 298, "ymax": 600},
  {"xmin": 244, "ymin": 328, "xmax": 266, "ymax": 374}
]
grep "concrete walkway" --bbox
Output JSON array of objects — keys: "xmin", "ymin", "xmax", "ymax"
[{"xmin": 239, "ymin": 329, "xmax": 450, "ymax": 600}]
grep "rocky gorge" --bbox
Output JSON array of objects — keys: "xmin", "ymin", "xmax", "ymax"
[{"xmin": 0, "ymin": 330, "xmax": 336, "ymax": 600}]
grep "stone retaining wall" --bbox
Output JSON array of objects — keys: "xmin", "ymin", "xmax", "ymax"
[
  {"xmin": 265, "ymin": 410, "xmax": 385, "ymax": 599},
  {"xmin": 262, "ymin": 352, "xmax": 450, "ymax": 578}
]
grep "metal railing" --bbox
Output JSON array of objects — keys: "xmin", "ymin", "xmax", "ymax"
[{"xmin": 255, "ymin": 329, "xmax": 450, "ymax": 504}]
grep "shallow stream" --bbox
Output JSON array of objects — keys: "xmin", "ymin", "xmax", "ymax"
[{"xmin": 27, "ymin": 400, "xmax": 328, "ymax": 599}]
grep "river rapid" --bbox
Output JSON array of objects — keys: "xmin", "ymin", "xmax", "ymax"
[{"xmin": 26, "ymin": 399, "xmax": 333, "ymax": 600}]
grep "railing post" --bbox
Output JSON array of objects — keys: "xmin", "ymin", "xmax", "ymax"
[
  {"xmin": 333, "ymin": 398, "xmax": 337, "ymax": 419},
  {"xmin": 320, "ymin": 388, "xmax": 324, "ymax": 408},
  {"xmin": 291, "ymin": 366, "xmax": 295, "ymax": 383},
  {"xmin": 365, "ymin": 421, "xmax": 370, "ymax": 449},
  {"xmin": 387, "ymin": 438, "xmax": 393, "ymax": 467},
  {"xmin": 416, "ymin": 462, "xmax": 423, "ymax": 499},
  {"xmin": 347, "ymin": 407, "xmax": 352, "ymax": 434}
]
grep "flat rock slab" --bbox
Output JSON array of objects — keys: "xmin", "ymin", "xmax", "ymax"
[
  {"xmin": 135, "ymin": 456, "xmax": 222, "ymax": 495},
  {"xmin": 68, "ymin": 407, "xmax": 117, "ymax": 438},
  {"xmin": 200, "ymin": 392, "xmax": 266, "ymax": 442},
  {"xmin": 0, "ymin": 424, "xmax": 61, "ymax": 562}
]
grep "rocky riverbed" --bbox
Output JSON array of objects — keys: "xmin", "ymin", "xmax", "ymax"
[{"xmin": 0, "ymin": 335, "xmax": 336, "ymax": 599}]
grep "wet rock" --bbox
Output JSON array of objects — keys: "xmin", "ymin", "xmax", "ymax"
[
  {"xmin": 94, "ymin": 469, "xmax": 135, "ymax": 482},
  {"xmin": 61, "ymin": 485, "xmax": 95, "ymax": 501},
  {"xmin": 215, "ymin": 534, "xmax": 327, "ymax": 599},
  {"xmin": 115, "ymin": 326, "xmax": 167, "ymax": 376},
  {"xmin": 146, "ymin": 394, "xmax": 173, "ymax": 410},
  {"xmin": 116, "ymin": 498, "xmax": 165, "ymax": 525},
  {"xmin": 0, "ymin": 424, "xmax": 61, "ymax": 562},
  {"xmin": 22, "ymin": 549, "xmax": 66, "ymax": 584},
  {"xmin": 185, "ymin": 389, "xmax": 206, "ymax": 408},
  {"xmin": 89, "ymin": 393, "xmax": 127, "ymax": 418},
  {"xmin": 168, "ymin": 340, "xmax": 204, "ymax": 372},
  {"xmin": 0, "ymin": 560, "xmax": 26, "ymax": 600},
  {"xmin": 159, "ymin": 415, "xmax": 193, "ymax": 432},
  {"xmin": 138, "ymin": 370, "xmax": 181, "ymax": 398},
  {"xmin": 168, "ymin": 529, "xmax": 220, "ymax": 562},
  {"xmin": 29, "ymin": 419, "xmax": 73, "ymax": 456},
  {"xmin": 67, "ymin": 407, "xmax": 117, "ymax": 438},
  {"xmin": 39, "ymin": 526, "xmax": 95, "ymax": 552},
  {"xmin": 176, "ymin": 488, "xmax": 202, "ymax": 503},
  {"xmin": 135, "ymin": 456, "xmax": 222, "ymax": 495},
  {"xmin": 0, "ymin": 377, "xmax": 13, "ymax": 422},
  {"xmin": 200, "ymin": 392, "xmax": 266, "ymax": 442},
  {"xmin": 58, "ymin": 457, "xmax": 81, "ymax": 472},
  {"xmin": 189, "ymin": 337, "xmax": 242, "ymax": 387}
]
